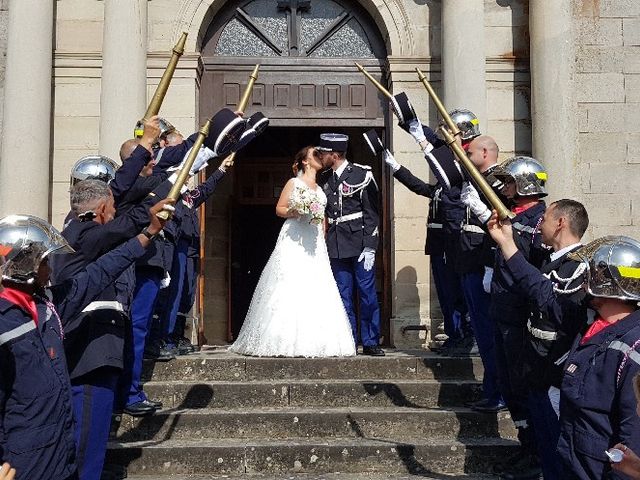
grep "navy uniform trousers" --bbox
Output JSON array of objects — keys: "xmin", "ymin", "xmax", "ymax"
[
  {"xmin": 156, "ymin": 237, "xmax": 189, "ymax": 347},
  {"xmin": 330, "ymin": 257, "xmax": 380, "ymax": 347},
  {"xmin": 461, "ymin": 271, "xmax": 501, "ymax": 402},
  {"xmin": 176, "ymin": 250, "xmax": 198, "ymax": 339},
  {"xmin": 123, "ymin": 267, "xmax": 163, "ymax": 407},
  {"xmin": 71, "ymin": 367, "xmax": 119, "ymax": 480},
  {"xmin": 430, "ymin": 235, "xmax": 465, "ymax": 342}
]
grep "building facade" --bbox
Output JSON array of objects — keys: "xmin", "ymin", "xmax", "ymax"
[{"xmin": 0, "ymin": 0, "xmax": 637, "ymax": 347}]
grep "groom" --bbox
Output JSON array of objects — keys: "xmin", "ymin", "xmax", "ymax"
[{"xmin": 316, "ymin": 133, "xmax": 384, "ymax": 356}]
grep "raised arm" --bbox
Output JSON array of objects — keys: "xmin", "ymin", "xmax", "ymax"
[
  {"xmin": 393, "ymin": 165, "xmax": 437, "ymax": 198},
  {"xmin": 189, "ymin": 167, "xmax": 227, "ymax": 210},
  {"xmin": 54, "ymin": 200, "xmax": 173, "ymax": 322},
  {"xmin": 110, "ymin": 116, "xmax": 160, "ymax": 204}
]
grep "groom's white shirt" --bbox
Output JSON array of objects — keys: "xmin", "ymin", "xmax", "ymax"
[{"xmin": 334, "ymin": 159, "xmax": 349, "ymax": 178}]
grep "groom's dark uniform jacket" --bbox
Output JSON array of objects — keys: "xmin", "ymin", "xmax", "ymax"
[{"xmin": 321, "ymin": 161, "xmax": 379, "ymax": 259}]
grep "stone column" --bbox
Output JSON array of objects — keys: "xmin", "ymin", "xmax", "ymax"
[
  {"xmin": 0, "ymin": 0, "xmax": 54, "ymax": 219},
  {"xmin": 530, "ymin": 0, "xmax": 575, "ymax": 201},
  {"xmin": 441, "ymin": 0, "xmax": 486, "ymax": 129},
  {"xmin": 99, "ymin": 0, "xmax": 148, "ymax": 158}
]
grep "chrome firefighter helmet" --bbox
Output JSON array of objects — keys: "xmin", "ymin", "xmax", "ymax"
[
  {"xmin": 158, "ymin": 118, "xmax": 176, "ymax": 139},
  {"xmin": 568, "ymin": 236, "xmax": 640, "ymax": 302},
  {"xmin": 449, "ymin": 108, "xmax": 480, "ymax": 141},
  {"xmin": 133, "ymin": 117, "xmax": 175, "ymax": 140},
  {"xmin": 493, "ymin": 156, "xmax": 548, "ymax": 197},
  {"xmin": 0, "ymin": 215, "xmax": 74, "ymax": 284},
  {"xmin": 70, "ymin": 155, "xmax": 119, "ymax": 187}
]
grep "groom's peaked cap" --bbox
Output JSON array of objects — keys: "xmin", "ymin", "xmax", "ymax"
[{"xmin": 317, "ymin": 133, "xmax": 348, "ymax": 152}]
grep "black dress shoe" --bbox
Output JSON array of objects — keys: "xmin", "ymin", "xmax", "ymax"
[
  {"xmin": 362, "ymin": 346, "xmax": 385, "ymax": 356},
  {"xmin": 464, "ymin": 398, "xmax": 490, "ymax": 408},
  {"xmin": 123, "ymin": 401, "xmax": 156, "ymax": 417},
  {"xmin": 472, "ymin": 400, "xmax": 507, "ymax": 413},
  {"xmin": 145, "ymin": 398, "xmax": 163, "ymax": 409},
  {"xmin": 143, "ymin": 345, "xmax": 176, "ymax": 362}
]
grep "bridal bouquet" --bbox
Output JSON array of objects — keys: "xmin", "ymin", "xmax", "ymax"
[{"xmin": 289, "ymin": 185, "xmax": 325, "ymax": 224}]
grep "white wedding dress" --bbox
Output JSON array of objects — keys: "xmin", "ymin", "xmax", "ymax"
[{"xmin": 229, "ymin": 177, "xmax": 356, "ymax": 357}]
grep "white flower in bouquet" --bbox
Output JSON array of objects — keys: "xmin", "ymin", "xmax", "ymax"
[{"xmin": 289, "ymin": 185, "xmax": 324, "ymax": 224}]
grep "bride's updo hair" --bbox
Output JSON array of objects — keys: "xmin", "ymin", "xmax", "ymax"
[{"xmin": 292, "ymin": 145, "xmax": 318, "ymax": 176}]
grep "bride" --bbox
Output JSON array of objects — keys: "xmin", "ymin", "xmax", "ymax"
[{"xmin": 229, "ymin": 146, "xmax": 356, "ymax": 357}]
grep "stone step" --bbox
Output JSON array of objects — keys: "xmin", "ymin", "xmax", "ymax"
[
  {"xmin": 142, "ymin": 379, "xmax": 483, "ymax": 410},
  {"xmin": 126, "ymin": 474, "xmax": 493, "ymax": 479},
  {"xmin": 116, "ymin": 406, "xmax": 516, "ymax": 442},
  {"xmin": 142, "ymin": 350, "xmax": 483, "ymax": 383},
  {"xmin": 106, "ymin": 437, "xmax": 518, "ymax": 476}
]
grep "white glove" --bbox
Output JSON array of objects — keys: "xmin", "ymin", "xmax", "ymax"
[
  {"xmin": 188, "ymin": 146, "xmax": 214, "ymax": 175},
  {"xmin": 358, "ymin": 247, "xmax": 376, "ymax": 272},
  {"xmin": 160, "ymin": 271, "xmax": 172, "ymax": 289},
  {"xmin": 408, "ymin": 117, "xmax": 426, "ymax": 144},
  {"xmin": 168, "ymin": 146, "xmax": 214, "ymax": 175},
  {"xmin": 460, "ymin": 182, "xmax": 491, "ymax": 223},
  {"xmin": 383, "ymin": 149, "xmax": 400, "ymax": 172},
  {"xmin": 483, "ymin": 267, "xmax": 493, "ymax": 294},
  {"xmin": 167, "ymin": 172, "xmax": 188, "ymax": 194}
]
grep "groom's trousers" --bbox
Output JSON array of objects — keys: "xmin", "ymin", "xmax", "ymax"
[{"xmin": 330, "ymin": 256, "xmax": 381, "ymax": 347}]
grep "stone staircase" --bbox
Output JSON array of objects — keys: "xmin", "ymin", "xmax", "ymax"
[{"xmin": 108, "ymin": 350, "xmax": 517, "ymax": 479}]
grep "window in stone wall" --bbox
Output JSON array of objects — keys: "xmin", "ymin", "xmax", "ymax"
[{"xmin": 214, "ymin": 0, "xmax": 375, "ymax": 58}]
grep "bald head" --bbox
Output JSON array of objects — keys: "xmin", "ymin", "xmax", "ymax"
[
  {"xmin": 467, "ymin": 135, "xmax": 499, "ymax": 172},
  {"xmin": 163, "ymin": 131, "xmax": 184, "ymax": 147},
  {"xmin": 119, "ymin": 139, "xmax": 139, "ymax": 162}
]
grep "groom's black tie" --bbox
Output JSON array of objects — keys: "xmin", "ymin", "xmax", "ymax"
[{"xmin": 332, "ymin": 171, "xmax": 339, "ymax": 189}]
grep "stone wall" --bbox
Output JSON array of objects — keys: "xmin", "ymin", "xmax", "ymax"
[
  {"xmin": 0, "ymin": 0, "xmax": 9, "ymax": 157},
  {"xmin": 574, "ymin": 0, "xmax": 640, "ymax": 241}
]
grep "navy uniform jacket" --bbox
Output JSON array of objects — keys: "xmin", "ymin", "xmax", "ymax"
[
  {"xmin": 399, "ymin": 123, "xmax": 466, "ymax": 258},
  {"xmin": 116, "ymin": 175, "xmax": 175, "ymax": 274},
  {"xmin": 178, "ymin": 168, "xmax": 226, "ymax": 248},
  {"xmin": 152, "ymin": 128, "xmax": 228, "ymax": 174},
  {"xmin": 490, "ymin": 201, "xmax": 549, "ymax": 324},
  {"xmin": 153, "ymin": 133, "xmax": 197, "ymax": 173},
  {"xmin": 503, "ymin": 249, "xmax": 588, "ymax": 390},
  {"xmin": 116, "ymin": 172, "xmax": 168, "ymax": 213},
  {"xmin": 391, "ymin": 165, "xmax": 464, "ymax": 256},
  {"xmin": 457, "ymin": 165, "xmax": 506, "ymax": 275},
  {"xmin": 50, "ymin": 181, "xmax": 171, "ymax": 380},
  {"xmin": 110, "ymin": 144, "xmax": 151, "ymax": 207},
  {"xmin": 559, "ymin": 311, "xmax": 640, "ymax": 480},
  {"xmin": 321, "ymin": 162, "xmax": 379, "ymax": 259},
  {"xmin": 0, "ymin": 237, "xmax": 147, "ymax": 480}
]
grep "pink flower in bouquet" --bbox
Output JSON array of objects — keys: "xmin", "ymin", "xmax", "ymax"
[
  {"xmin": 310, "ymin": 202, "xmax": 323, "ymax": 214},
  {"xmin": 309, "ymin": 201, "xmax": 324, "ymax": 224}
]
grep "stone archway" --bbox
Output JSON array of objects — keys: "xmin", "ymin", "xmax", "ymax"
[{"xmin": 194, "ymin": 0, "xmax": 395, "ymax": 345}]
